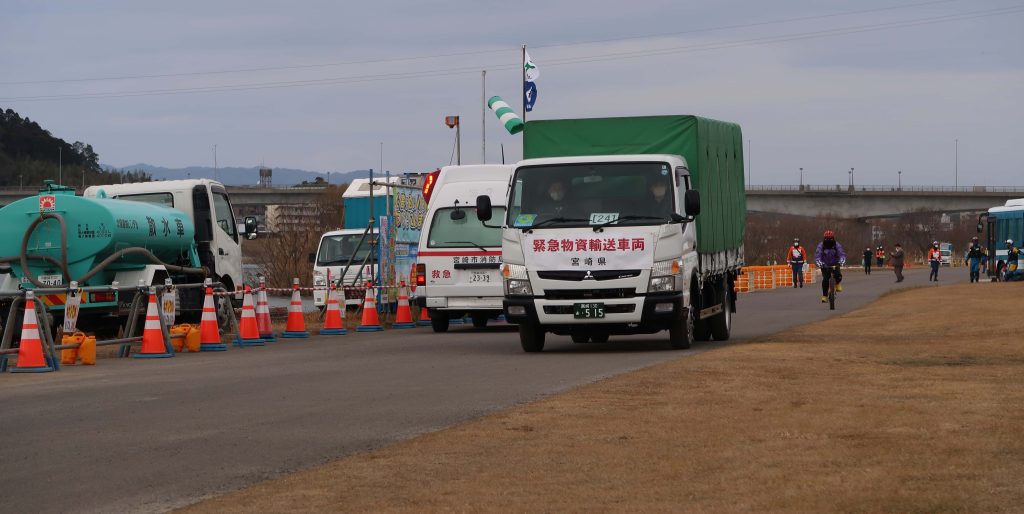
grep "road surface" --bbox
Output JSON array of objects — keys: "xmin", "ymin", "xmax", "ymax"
[{"xmin": 0, "ymin": 267, "xmax": 963, "ymax": 513}]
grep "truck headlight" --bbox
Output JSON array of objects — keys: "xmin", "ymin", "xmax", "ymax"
[
  {"xmin": 505, "ymin": 279, "xmax": 533, "ymax": 296},
  {"xmin": 648, "ymin": 275, "xmax": 675, "ymax": 293},
  {"xmin": 649, "ymin": 259, "xmax": 680, "ymax": 293}
]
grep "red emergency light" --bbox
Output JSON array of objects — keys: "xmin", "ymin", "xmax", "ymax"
[{"xmin": 421, "ymin": 169, "xmax": 441, "ymax": 203}]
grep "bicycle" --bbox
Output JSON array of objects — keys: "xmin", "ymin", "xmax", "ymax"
[{"xmin": 824, "ymin": 265, "xmax": 841, "ymax": 310}]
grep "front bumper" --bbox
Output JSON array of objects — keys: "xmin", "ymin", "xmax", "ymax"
[{"xmin": 503, "ymin": 292, "xmax": 685, "ymax": 335}]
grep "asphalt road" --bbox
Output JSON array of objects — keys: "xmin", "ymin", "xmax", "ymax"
[{"xmin": 0, "ymin": 267, "xmax": 964, "ymax": 513}]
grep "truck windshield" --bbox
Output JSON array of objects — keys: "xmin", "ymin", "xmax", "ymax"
[
  {"xmin": 317, "ymin": 234, "xmax": 377, "ymax": 266},
  {"xmin": 427, "ymin": 207, "xmax": 506, "ymax": 248},
  {"xmin": 507, "ymin": 162, "xmax": 675, "ymax": 228}
]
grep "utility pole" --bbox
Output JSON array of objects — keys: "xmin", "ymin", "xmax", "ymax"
[
  {"xmin": 746, "ymin": 139, "xmax": 751, "ymax": 188},
  {"xmin": 213, "ymin": 144, "xmax": 218, "ymax": 182},
  {"xmin": 799, "ymin": 167, "xmax": 803, "ymax": 190},
  {"xmin": 482, "ymin": 70, "xmax": 486, "ymax": 164},
  {"xmin": 58, "ymin": 146, "xmax": 62, "ymax": 184},
  {"xmin": 898, "ymin": 170, "xmax": 902, "ymax": 190},
  {"xmin": 954, "ymin": 138, "xmax": 958, "ymax": 188}
]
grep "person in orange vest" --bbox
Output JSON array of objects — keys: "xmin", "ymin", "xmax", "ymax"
[
  {"xmin": 875, "ymin": 246, "xmax": 886, "ymax": 268},
  {"xmin": 928, "ymin": 240, "xmax": 942, "ymax": 281},
  {"xmin": 786, "ymin": 238, "xmax": 806, "ymax": 288}
]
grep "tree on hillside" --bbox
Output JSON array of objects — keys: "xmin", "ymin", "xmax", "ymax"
[{"xmin": 0, "ymin": 107, "xmax": 151, "ymax": 187}]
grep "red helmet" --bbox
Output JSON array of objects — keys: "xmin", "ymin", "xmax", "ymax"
[{"xmin": 823, "ymin": 230, "xmax": 835, "ymax": 238}]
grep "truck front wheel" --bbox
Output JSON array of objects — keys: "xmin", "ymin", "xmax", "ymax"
[
  {"xmin": 519, "ymin": 322, "xmax": 545, "ymax": 352},
  {"xmin": 669, "ymin": 307, "xmax": 694, "ymax": 349}
]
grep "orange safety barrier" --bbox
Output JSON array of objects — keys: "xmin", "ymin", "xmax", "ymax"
[{"xmin": 736, "ymin": 264, "xmax": 817, "ymax": 294}]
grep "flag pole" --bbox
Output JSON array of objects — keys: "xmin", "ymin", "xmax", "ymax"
[{"xmin": 521, "ymin": 45, "xmax": 527, "ymax": 124}]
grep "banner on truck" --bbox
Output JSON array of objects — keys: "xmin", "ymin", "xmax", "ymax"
[{"xmin": 523, "ymin": 232, "xmax": 653, "ymax": 271}]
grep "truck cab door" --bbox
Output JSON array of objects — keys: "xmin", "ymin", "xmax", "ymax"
[{"xmin": 210, "ymin": 187, "xmax": 243, "ymax": 290}]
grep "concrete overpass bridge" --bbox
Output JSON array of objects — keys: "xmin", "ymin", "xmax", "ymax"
[
  {"xmin": 746, "ymin": 185, "xmax": 1024, "ymax": 219},
  {"xmin": 2, "ymin": 184, "xmax": 1022, "ymax": 219}
]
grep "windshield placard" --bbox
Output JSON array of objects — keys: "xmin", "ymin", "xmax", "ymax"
[{"xmin": 588, "ymin": 213, "xmax": 619, "ymax": 225}]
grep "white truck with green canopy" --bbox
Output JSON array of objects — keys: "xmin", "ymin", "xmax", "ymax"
[{"xmin": 476, "ymin": 115, "xmax": 745, "ymax": 352}]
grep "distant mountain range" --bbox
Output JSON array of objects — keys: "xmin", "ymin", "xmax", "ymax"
[{"xmin": 101, "ymin": 163, "xmax": 373, "ymax": 186}]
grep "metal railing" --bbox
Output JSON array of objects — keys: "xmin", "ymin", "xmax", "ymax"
[{"xmin": 746, "ymin": 184, "xmax": 1024, "ymax": 193}]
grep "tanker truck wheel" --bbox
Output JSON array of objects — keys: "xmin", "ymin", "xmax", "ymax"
[{"xmin": 216, "ymin": 295, "xmax": 234, "ymax": 333}]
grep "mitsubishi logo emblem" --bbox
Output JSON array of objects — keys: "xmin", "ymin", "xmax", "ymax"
[{"xmin": 583, "ymin": 270, "xmax": 594, "ymax": 280}]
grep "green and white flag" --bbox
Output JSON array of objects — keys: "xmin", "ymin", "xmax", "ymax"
[{"xmin": 524, "ymin": 50, "xmax": 539, "ymax": 81}]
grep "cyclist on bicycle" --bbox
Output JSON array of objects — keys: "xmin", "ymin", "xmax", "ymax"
[{"xmin": 815, "ymin": 230, "xmax": 846, "ymax": 303}]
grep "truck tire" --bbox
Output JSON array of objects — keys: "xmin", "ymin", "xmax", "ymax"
[
  {"xmin": 430, "ymin": 310, "xmax": 450, "ymax": 333},
  {"xmin": 709, "ymin": 280, "xmax": 732, "ymax": 341},
  {"xmin": 669, "ymin": 308, "xmax": 694, "ymax": 349},
  {"xmin": 692, "ymin": 283, "xmax": 711, "ymax": 341},
  {"xmin": 519, "ymin": 322, "xmax": 545, "ymax": 352},
  {"xmin": 471, "ymin": 313, "xmax": 488, "ymax": 328}
]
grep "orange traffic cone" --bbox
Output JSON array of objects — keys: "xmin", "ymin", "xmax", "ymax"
[
  {"xmin": 356, "ymin": 282, "xmax": 383, "ymax": 332},
  {"xmin": 319, "ymin": 283, "xmax": 347, "ymax": 335},
  {"xmin": 234, "ymin": 286, "xmax": 265, "ymax": 347},
  {"xmin": 281, "ymin": 278, "xmax": 309, "ymax": 338},
  {"xmin": 392, "ymin": 281, "xmax": 415, "ymax": 329},
  {"xmin": 256, "ymin": 280, "xmax": 276, "ymax": 342},
  {"xmin": 417, "ymin": 305, "xmax": 432, "ymax": 326},
  {"xmin": 134, "ymin": 287, "xmax": 174, "ymax": 358},
  {"xmin": 199, "ymin": 287, "xmax": 226, "ymax": 351},
  {"xmin": 11, "ymin": 291, "xmax": 55, "ymax": 372}
]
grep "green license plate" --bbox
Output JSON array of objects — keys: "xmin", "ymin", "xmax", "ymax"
[{"xmin": 573, "ymin": 302, "xmax": 605, "ymax": 319}]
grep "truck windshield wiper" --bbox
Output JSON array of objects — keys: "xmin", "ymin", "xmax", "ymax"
[
  {"xmin": 443, "ymin": 241, "xmax": 490, "ymax": 252},
  {"xmin": 593, "ymin": 215, "xmax": 666, "ymax": 231},
  {"xmin": 527, "ymin": 217, "xmax": 589, "ymax": 229}
]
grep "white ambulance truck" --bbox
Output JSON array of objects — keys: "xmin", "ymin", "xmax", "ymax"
[{"xmin": 415, "ymin": 165, "xmax": 513, "ymax": 332}]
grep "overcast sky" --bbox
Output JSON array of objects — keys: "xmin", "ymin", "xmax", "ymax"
[{"xmin": 2, "ymin": 0, "xmax": 1022, "ymax": 186}]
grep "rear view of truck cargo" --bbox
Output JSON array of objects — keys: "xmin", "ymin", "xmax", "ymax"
[{"xmin": 483, "ymin": 115, "xmax": 744, "ymax": 351}]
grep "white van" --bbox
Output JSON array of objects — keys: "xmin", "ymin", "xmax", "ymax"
[
  {"xmin": 312, "ymin": 227, "xmax": 378, "ymax": 308},
  {"xmin": 416, "ymin": 165, "xmax": 513, "ymax": 331}
]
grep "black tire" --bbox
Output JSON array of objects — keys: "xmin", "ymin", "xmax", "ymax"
[
  {"xmin": 829, "ymin": 291, "xmax": 836, "ymax": 311},
  {"xmin": 709, "ymin": 280, "xmax": 732, "ymax": 341},
  {"xmin": 471, "ymin": 313, "xmax": 488, "ymax": 328},
  {"xmin": 430, "ymin": 310, "xmax": 450, "ymax": 333},
  {"xmin": 669, "ymin": 307, "xmax": 693, "ymax": 349},
  {"xmin": 590, "ymin": 333, "xmax": 609, "ymax": 344},
  {"xmin": 571, "ymin": 332, "xmax": 589, "ymax": 343},
  {"xmin": 519, "ymin": 322, "xmax": 545, "ymax": 352},
  {"xmin": 692, "ymin": 283, "xmax": 712, "ymax": 341}
]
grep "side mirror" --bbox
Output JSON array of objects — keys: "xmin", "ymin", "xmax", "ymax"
[
  {"xmin": 977, "ymin": 223, "xmax": 983, "ymax": 233},
  {"xmin": 243, "ymin": 216, "xmax": 258, "ymax": 239},
  {"xmin": 308, "ymin": 252, "xmax": 316, "ymax": 264},
  {"xmin": 476, "ymin": 195, "xmax": 493, "ymax": 222},
  {"xmin": 450, "ymin": 209, "xmax": 466, "ymax": 221},
  {"xmin": 684, "ymin": 189, "xmax": 701, "ymax": 217}
]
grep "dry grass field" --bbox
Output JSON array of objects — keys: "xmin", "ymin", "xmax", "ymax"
[{"xmin": 181, "ymin": 282, "xmax": 1024, "ymax": 513}]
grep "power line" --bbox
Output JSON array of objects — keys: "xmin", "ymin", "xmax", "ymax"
[
  {"xmin": 2, "ymin": 4, "xmax": 1020, "ymax": 103},
  {"xmin": 0, "ymin": 0, "xmax": 969, "ymax": 86}
]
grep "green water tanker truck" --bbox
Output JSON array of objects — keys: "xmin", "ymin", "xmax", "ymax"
[
  {"xmin": 475, "ymin": 115, "xmax": 745, "ymax": 352},
  {"xmin": 0, "ymin": 180, "xmax": 257, "ymax": 332}
]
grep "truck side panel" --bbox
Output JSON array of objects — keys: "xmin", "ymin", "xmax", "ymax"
[{"xmin": 523, "ymin": 115, "xmax": 745, "ymax": 258}]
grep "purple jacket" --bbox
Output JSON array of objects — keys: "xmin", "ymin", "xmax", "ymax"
[{"xmin": 815, "ymin": 241, "xmax": 846, "ymax": 267}]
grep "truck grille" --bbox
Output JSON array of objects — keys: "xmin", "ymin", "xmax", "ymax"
[
  {"xmin": 543, "ymin": 288, "xmax": 635, "ymax": 300},
  {"xmin": 543, "ymin": 304, "xmax": 636, "ymax": 315},
  {"xmin": 537, "ymin": 270, "xmax": 641, "ymax": 281}
]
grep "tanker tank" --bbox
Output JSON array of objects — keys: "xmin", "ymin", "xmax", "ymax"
[{"xmin": 0, "ymin": 183, "xmax": 198, "ymax": 288}]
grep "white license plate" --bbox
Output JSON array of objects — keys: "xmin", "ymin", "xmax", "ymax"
[
  {"xmin": 469, "ymin": 271, "xmax": 492, "ymax": 283},
  {"xmin": 38, "ymin": 274, "xmax": 63, "ymax": 286}
]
